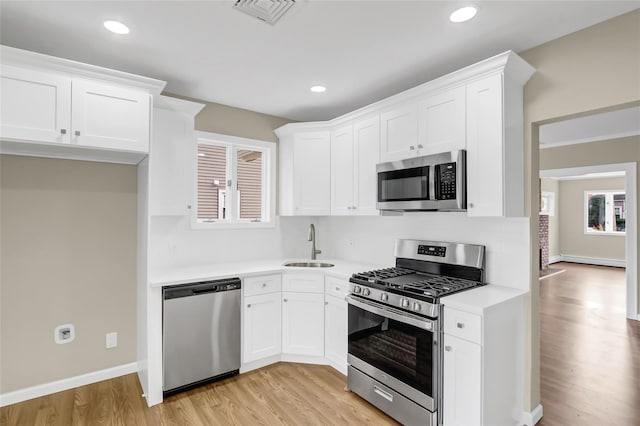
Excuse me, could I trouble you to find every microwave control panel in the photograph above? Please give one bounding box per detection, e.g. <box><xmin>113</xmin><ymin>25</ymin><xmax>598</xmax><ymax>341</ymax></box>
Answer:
<box><xmin>436</xmin><ymin>162</ymin><xmax>457</xmax><ymax>200</ymax></box>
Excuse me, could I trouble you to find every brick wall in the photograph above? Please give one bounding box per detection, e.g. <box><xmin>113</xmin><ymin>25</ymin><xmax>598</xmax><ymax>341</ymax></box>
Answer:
<box><xmin>539</xmin><ymin>215</ymin><xmax>549</xmax><ymax>270</ymax></box>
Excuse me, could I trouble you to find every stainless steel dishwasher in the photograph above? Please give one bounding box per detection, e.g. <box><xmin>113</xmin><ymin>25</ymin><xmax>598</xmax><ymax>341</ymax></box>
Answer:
<box><xmin>162</xmin><ymin>277</ymin><xmax>241</xmax><ymax>396</ymax></box>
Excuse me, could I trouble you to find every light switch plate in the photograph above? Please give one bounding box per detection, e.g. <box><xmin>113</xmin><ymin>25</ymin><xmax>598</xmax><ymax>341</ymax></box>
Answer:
<box><xmin>106</xmin><ymin>332</ymin><xmax>118</xmax><ymax>349</ymax></box>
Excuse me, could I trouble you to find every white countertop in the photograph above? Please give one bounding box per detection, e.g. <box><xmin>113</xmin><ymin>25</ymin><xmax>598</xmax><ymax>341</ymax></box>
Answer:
<box><xmin>150</xmin><ymin>258</ymin><xmax>382</xmax><ymax>287</ymax></box>
<box><xmin>440</xmin><ymin>284</ymin><xmax>528</xmax><ymax>315</ymax></box>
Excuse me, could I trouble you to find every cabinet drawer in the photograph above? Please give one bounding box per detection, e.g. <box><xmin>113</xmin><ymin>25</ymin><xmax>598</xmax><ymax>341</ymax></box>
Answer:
<box><xmin>244</xmin><ymin>274</ymin><xmax>282</xmax><ymax>297</ymax></box>
<box><xmin>325</xmin><ymin>276</ymin><xmax>350</xmax><ymax>299</ymax></box>
<box><xmin>282</xmin><ymin>273</ymin><xmax>324</xmax><ymax>293</ymax></box>
<box><xmin>444</xmin><ymin>307</ymin><xmax>482</xmax><ymax>344</ymax></box>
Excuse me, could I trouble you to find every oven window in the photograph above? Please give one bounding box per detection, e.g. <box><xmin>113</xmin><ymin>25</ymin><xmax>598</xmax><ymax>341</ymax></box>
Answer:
<box><xmin>348</xmin><ymin>303</ymin><xmax>433</xmax><ymax>397</ymax></box>
<box><xmin>378</xmin><ymin>166</ymin><xmax>429</xmax><ymax>202</ymax></box>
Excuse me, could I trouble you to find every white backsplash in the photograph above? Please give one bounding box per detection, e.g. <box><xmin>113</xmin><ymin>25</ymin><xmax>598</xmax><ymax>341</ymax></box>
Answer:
<box><xmin>317</xmin><ymin>213</ymin><xmax>531</xmax><ymax>290</ymax></box>
<box><xmin>149</xmin><ymin>216</ymin><xmax>316</xmax><ymax>269</ymax></box>
<box><xmin>150</xmin><ymin>213</ymin><xmax>530</xmax><ymax>291</ymax></box>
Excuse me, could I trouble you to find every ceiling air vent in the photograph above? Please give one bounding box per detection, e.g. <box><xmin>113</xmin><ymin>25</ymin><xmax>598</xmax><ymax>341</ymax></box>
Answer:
<box><xmin>233</xmin><ymin>0</ymin><xmax>296</xmax><ymax>25</ymax></box>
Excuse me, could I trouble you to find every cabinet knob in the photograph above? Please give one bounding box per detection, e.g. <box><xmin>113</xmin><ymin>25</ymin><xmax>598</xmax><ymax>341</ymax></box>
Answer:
<box><xmin>352</xmin><ymin>206</ymin><xmax>357</xmax><ymax>210</ymax></box>
<box><xmin>469</xmin><ymin>203</ymin><xmax>474</xmax><ymax>208</ymax></box>
<box><xmin>325</xmin><ymin>301</ymin><xmax>328</xmax><ymax>306</ymax></box>
<box><xmin>262</xmin><ymin>283</ymin><xmax>267</xmax><ymax>287</ymax></box>
<box><xmin>445</xmin><ymin>346</ymin><xmax>452</xmax><ymax>352</ymax></box>
<box><xmin>335</xmin><ymin>286</ymin><xmax>340</xmax><ymax>291</ymax></box>
<box><xmin>74</xmin><ymin>130</ymin><xmax>81</xmax><ymax>136</ymax></box>
<box><xmin>247</xmin><ymin>304</ymin><xmax>251</xmax><ymax>308</ymax></box>
<box><xmin>456</xmin><ymin>322</ymin><xmax>465</xmax><ymax>329</ymax></box>
<box><xmin>187</xmin><ymin>205</ymin><xmax>192</xmax><ymax>210</ymax></box>
<box><xmin>409</xmin><ymin>145</ymin><xmax>416</xmax><ymax>150</ymax></box>
<box><xmin>347</xmin><ymin>206</ymin><xmax>352</xmax><ymax>210</ymax></box>
<box><xmin>60</xmin><ymin>129</ymin><xmax>67</xmax><ymax>135</ymax></box>
<box><xmin>418</xmin><ymin>144</ymin><xmax>423</xmax><ymax>149</ymax></box>
<box><xmin>283</xmin><ymin>298</ymin><xmax>288</xmax><ymax>303</ymax></box>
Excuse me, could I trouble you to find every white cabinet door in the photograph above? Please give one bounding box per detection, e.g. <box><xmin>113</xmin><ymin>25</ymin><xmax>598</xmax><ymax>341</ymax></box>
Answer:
<box><xmin>0</xmin><ymin>65</ymin><xmax>71</xmax><ymax>144</ymax></box>
<box><xmin>380</xmin><ymin>103</ymin><xmax>418</xmax><ymax>162</ymax></box>
<box><xmin>330</xmin><ymin>125</ymin><xmax>354</xmax><ymax>215</ymax></box>
<box><xmin>443</xmin><ymin>334</ymin><xmax>482</xmax><ymax>426</ymax></box>
<box><xmin>417</xmin><ymin>86</ymin><xmax>466</xmax><ymax>155</ymax></box>
<box><xmin>324</xmin><ymin>294</ymin><xmax>347</xmax><ymax>373</ymax></box>
<box><xmin>72</xmin><ymin>79</ymin><xmax>150</xmax><ymax>153</ymax></box>
<box><xmin>292</xmin><ymin>132</ymin><xmax>331</xmax><ymax>215</ymax></box>
<box><xmin>243</xmin><ymin>292</ymin><xmax>282</xmax><ymax>364</ymax></box>
<box><xmin>149</xmin><ymin>107</ymin><xmax>193</xmax><ymax>216</ymax></box>
<box><xmin>282</xmin><ymin>292</ymin><xmax>324</xmax><ymax>356</ymax></box>
<box><xmin>353</xmin><ymin>116</ymin><xmax>380</xmax><ymax>215</ymax></box>
<box><xmin>466</xmin><ymin>73</ymin><xmax>504</xmax><ymax>217</ymax></box>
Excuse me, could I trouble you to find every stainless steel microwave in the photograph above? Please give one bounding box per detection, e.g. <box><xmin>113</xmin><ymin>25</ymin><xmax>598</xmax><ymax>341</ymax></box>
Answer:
<box><xmin>376</xmin><ymin>150</ymin><xmax>466</xmax><ymax>211</ymax></box>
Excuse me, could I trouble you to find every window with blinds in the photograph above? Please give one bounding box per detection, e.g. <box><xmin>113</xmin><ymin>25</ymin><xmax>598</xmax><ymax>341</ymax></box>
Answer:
<box><xmin>195</xmin><ymin>133</ymin><xmax>273</xmax><ymax>227</ymax></box>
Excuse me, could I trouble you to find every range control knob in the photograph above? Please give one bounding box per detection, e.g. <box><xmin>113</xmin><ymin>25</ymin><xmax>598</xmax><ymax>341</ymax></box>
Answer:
<box><xmin>380</xmin><ymin>293</ymin><xmax>389</xmax><ymax>302</ymax></box>
<box><xmin>413</xmin><ymin>302</ymin><xmax>421</xmax><ymax>312</ymax></box>
<box><xmin>353</xmin><ymin>285</ymin><xmax>362</xmax><ymax>294</ymax></box>
<box><xmin>362</xmin><ymin>288</ymin><xmax>371</xmax><ymax>296</ymax></box>
<box><xmin>401</xmin><ymin>298</ymin><xmax>410</xmax><ymax>308</ymax></box>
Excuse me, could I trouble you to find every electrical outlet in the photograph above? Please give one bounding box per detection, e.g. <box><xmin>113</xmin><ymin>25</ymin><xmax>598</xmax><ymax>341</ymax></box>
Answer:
<box><xmin>106</xmin><ymin>332</ymin><xmax>118</xmax><ymax>349</ymax></box>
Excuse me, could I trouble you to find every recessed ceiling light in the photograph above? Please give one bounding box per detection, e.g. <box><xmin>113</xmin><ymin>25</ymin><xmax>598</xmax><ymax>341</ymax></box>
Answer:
<box><xmin>104</xmin><ymin>20</ymin><xmax>130</xmax><ymax>35</ymax></box>
<box><xmin>450</xmin><ymin>6</ymin><xmax>477</xmax><ymax>23</ymax></box>
<box><xmin>310</xmin><ymin>85</ymin><xmax>327</xmax><ymax>93</ymax></box>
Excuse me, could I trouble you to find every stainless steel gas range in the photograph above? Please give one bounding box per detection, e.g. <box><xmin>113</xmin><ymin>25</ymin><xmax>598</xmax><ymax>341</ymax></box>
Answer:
<box><xmin>346</xmin><ymin>239</ymin><xmax>486</xmax><ymax>426</ymax></box>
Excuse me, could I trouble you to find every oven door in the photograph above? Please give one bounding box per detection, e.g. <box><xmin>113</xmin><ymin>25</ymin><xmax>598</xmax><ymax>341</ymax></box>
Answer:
<box><xmin>347</xmin><ymin>295</ymin><xmax>439</xmax><ymax>411</ymax></box>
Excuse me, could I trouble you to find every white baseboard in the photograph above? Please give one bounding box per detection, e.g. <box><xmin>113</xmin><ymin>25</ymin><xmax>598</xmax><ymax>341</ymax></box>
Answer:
<box><xmin>522</xmin><ymin>404</ymin><xmax>544</xmax><ymax>426</ymax></box>
<box><xmin>548</xmin><ymin>255</ymin><xmax>562</xmax><ymax>264</ymax></box>
<box><xmin>0</xmin><ymin>362</ymin><xmax>137</xmax><ymax>407</ymax></box>
<box><xmin>557</xmin><ymin>255</ymin><xmax>625</xmax><ymax>268</ymax></box>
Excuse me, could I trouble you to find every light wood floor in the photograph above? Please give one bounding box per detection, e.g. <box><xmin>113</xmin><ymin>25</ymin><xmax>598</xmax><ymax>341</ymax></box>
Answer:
<box><xmin>1</xmin><ymin>362</ymin><xmax>399</xmax><ymax>426</ymax></box>
<box><xmin>538</xmin><ymin>262</ymin><xmax>640</xmax><ymax>426</ymax></box>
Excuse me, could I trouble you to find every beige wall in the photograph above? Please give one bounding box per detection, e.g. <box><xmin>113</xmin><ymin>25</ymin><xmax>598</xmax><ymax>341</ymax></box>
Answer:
<box><xmin>558</xmin><ymin>177</ymin><xmax>626</xmax><ymax>260</ymax></box>
<box><xmin>540</xmin><ymin>178</ymin><xmax>560</xmax><ymax>258</ymax></box>
<box><xmin>165</xmin><ymin>93</ymin><xmax>293</xmax><ymax>142</ymax></box>
<box><xmin>0</xmin><ymin>155</ymin><xmax>137</xmax><ymax>393</ymax></box>
<box><xmin>520</xmin><ymin>9</ymin><xmax>640</xmax><ymax>412</ymax></box>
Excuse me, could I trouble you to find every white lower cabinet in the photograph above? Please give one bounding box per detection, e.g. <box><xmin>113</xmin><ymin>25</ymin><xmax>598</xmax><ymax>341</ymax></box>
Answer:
<box><xmin>282</xmin><ymin>291</ymin><xmax>325</xmax><ymax>356</ymax></box>
<box><xmin>442</xmin><ymin>295</ymin><xmax>524</xmax><ymax>426</ymax></box>
<box><xmin>243</xmin><ymin>275</ymin><xmax>282</xmax><ymax>364</ymax></box>
<box><xmin>443</xmin><ymin>334</ymin><xmax>482</xmax><ymax>426</ymax></box>
<box><xmin>324</xmin><ymin>277</ymin><xmax>349</xmax><ymax>373</ymax></box>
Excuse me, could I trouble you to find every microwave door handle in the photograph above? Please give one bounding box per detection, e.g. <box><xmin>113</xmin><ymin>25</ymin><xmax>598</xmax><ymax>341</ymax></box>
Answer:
<box><xmin>429</xmin><ymin>165</ymin><xmax>436</xmax><ymax>200</ymax></box>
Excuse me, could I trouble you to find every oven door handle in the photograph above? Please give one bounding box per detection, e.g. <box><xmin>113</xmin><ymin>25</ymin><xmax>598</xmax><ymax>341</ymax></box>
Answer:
<box><xmin>346</xmin><ymin>295</ymin><xmax>435</xmax><ymax>331</ymax></box>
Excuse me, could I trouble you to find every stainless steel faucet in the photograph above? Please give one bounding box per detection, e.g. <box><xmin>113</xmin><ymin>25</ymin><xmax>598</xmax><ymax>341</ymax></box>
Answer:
<box><xmin>308</xmin><ymin>223</ymin><xmax>321</xmax><ymax>260</ymax></box>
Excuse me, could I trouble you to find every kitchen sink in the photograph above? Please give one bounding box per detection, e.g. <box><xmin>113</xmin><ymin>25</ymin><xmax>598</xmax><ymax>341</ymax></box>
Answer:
<box><xmin>283</xmin><ymin>261</ymin><xmax>335</xmax><ymax>268</ymax></box>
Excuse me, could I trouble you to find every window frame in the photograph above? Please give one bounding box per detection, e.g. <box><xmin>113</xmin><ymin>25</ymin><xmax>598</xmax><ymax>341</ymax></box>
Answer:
<box><xmin>192</xmin><ymin>131</ymin><xmax>276</xmax><ymax>230</ymax></box>
<box><xmin>584</xmin><ymin>189</ymin><xmax>626</xmax><ymax>236</ymax></box>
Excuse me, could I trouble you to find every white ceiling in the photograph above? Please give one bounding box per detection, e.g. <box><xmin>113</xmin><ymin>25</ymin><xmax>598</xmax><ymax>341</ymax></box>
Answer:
<box><xmin>1</xmin><ymin>1</ymin><xmax>638</xmax><ymax>121</ymax></box>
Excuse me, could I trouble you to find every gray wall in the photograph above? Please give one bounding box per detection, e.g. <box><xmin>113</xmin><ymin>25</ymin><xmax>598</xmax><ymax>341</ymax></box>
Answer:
<box><xmin>1</xmin><ymin>155</ymin><xmax>137</xmax><ymax>393</ymax></box>
<box><xmin>520</xmin><ymin>9</ymin><xmax>640</xmax><ymax>410</ymax></box>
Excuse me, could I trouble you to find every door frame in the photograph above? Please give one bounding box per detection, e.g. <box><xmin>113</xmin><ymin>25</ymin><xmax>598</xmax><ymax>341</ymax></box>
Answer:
<box><xmin>540</xmin><ymin>162</ymin><xmax>637</xmax><ymax>320</ymax></box>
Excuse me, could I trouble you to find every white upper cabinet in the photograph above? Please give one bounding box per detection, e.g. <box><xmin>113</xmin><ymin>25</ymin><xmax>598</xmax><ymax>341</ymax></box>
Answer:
<box><xmin>379</xmin><ymin>103</ymin><xmax>418</xmax><ymax>162</ymax></box>
<box><xmin>278</xmin><ymin>129</ymin><xmax>331</xmax><ymax>216</ymax></box>
<box><xmin>0</xmin><ymin>46</ymin><xmax>165</xmax><ymax>164</ymax></box>
<box><xmin>331</xmin><ymin>117</ymin><xmax>380</xmax><ymax>216</ymax></box>
<box><xmin>1</xmin><ymin>65</ymin><xmax>72</xmax><ymax>144</ymax></box>
<box><xmin>417</xmin><ymin>86</ymin><xmax>466</xmax><ymax>155</ymax></box>
<box><xmin>149</xmin><ymin>97</ymin><xmax>204</xmax><ymax>216</ymax></box>
<box><xmin>275</xmin><ymin>51</ymin><xmax>534</xmax><ymax>218</ymax></box>
<box><xmin>71</xmin><ymin>79</ymin><xmax>151</xmax><ymax>153</ymax></box>
<box><xmin>353</xmin><ymin>116</ymin><xmax>380</xmax><ymax>215</ymax></box>
<box><xmin>331</xmin><ymin>125</ymin><xmax>355</xmax><ymax>215</ymax></box>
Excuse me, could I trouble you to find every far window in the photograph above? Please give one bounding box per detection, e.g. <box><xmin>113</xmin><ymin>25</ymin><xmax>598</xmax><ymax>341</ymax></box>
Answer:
<box><xmin>584</xmin><ymin>190</ymin><xmax>626</xmax><ymax>235</ymax></box>
<box><xmin>194</xmin><ymin>132</ymin><xmax>275</xmax><ymax>228</ymax></box>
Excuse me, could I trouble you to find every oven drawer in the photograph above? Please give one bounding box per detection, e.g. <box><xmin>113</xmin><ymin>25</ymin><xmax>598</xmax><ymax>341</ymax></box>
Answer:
<box><xmin>348</xmin><ymin>366</ymin><xmax>435</xmax><ymax>426</ymax></box>
<box><xmin>325</xmin><ymin>276</ymin><xmax>349</xmax><ymax>299</ymax></box>
<box><xmin>444</xmin><ymin>307</ymin><xmax>482</xmax><ymax>344</ymax></box>
<box><xmin>244</xmin><ymin>274</ymin><xmax>282</xmax><ymax>297</ymax></box>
